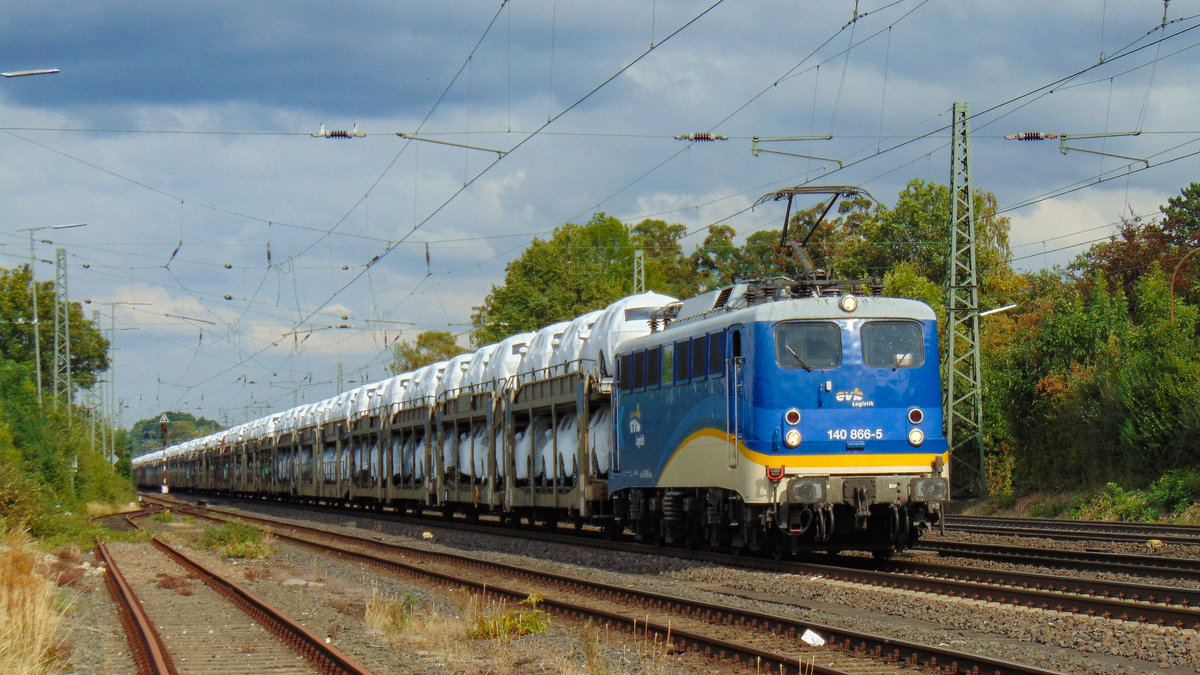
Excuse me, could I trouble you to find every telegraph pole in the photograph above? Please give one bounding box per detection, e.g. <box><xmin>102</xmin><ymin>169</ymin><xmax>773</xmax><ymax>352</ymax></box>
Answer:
<box><xmin>946</xmin><ymin>101</ymin><xmax>986</xmax><ymax>498</ymax></box>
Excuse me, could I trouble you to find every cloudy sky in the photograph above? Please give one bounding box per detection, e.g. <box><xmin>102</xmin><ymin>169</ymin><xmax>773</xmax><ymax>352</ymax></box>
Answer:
<box><xmin>2</xmin><ymin>1</ymin><xmax>1198</xmax><ymax>426</ymax></box>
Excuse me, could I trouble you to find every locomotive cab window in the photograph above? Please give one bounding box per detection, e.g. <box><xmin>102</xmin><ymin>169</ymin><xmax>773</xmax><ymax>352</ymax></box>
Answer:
<box><xmin>775</xmin><ymin>322</ymin><xmax>841</xmax><ymax>370</ymax></box>
<box><xmin>862</xmin><ymin>321</ymin><xmax>924</xmax><ymax>368</ymax></box>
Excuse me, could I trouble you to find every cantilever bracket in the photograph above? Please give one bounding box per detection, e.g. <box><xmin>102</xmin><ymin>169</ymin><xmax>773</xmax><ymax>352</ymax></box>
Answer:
<box><xmin>1059</xmin><ymin>131</ymin><xmax>1148</xmax><ymax>168</ymax></box>
<box><xmin>751</xmin><ymin>135</ymin><xmax>843</xmax><ymax>168</ymax></box>
<box><xmin>395</xmin><ymin>132</ymin><xmax>507</xmax><ymax>157</ymax></box>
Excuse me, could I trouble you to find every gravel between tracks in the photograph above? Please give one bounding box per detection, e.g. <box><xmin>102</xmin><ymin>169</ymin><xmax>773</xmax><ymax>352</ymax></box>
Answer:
<box><xmin>67</xmin><ymin>501</ymin><xmax>1200</xmax><ymax>674</ymax></box>
<box><xmin>228</xmin><ymin>501</ymin><xmax>1199</xmax><ymax>674</ymax></box>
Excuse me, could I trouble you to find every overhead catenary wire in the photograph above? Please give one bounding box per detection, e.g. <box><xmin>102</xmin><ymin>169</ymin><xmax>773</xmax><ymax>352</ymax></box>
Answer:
<box><xmin>163</xmin><ymin>1</ymin><xmax>729</xmax><ymax>411</ymax></box>
<box><xmin>11</xmin><ymin>4</ymin><xmax>1200</xmax><ymax>423</ymax></box>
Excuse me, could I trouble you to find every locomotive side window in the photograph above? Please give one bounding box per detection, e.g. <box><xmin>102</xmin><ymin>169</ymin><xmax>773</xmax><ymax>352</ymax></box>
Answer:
<box><xmin>618</xmin><ymin>353</ymin><xmax>632</xmax><ymax>392</ymax></box>
<box><xmin>708</xmin><ymin>331</ymin><xmax>726</xmax><ymax>377</ymax></box>
<box><xmin>647</xmin><ymin>346</ymin><xmax>662</xmax><ymax>388</ymax></box>
<box><xmin>662</xmin><ymin>343</ymin><xmax>675</xmax><ymax>386</ymax></box>
<box><xmin>691</xmin><ymin>335</ymin><xmax>708</xmax><ymax>379</ymax></box>
<box><xmin>862</xmin><ymin>321</ymin><xmax>924</xmax><ymax>368</ymax></box>
<box><xmin>632</xmin><ymin>350</ymin><xmax>647</xmax><ymax>390</ymax></box>
<box><xmin>775</xmin><ymin>322</ymin><xmax>841</xmax><ymax>370</ymax></box>
<box><xmin>675</xmin><ymin>339</ymin><xmax>692</xmax><ymax>381</ymax></box>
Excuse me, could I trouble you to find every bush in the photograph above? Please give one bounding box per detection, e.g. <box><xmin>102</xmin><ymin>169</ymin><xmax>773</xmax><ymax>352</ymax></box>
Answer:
<box><xmin>1145</xmin><ymin>468</ymin><xmax>1200</xmax><ymax>513</ymax></box>
<box><xmin>1072</xmin><ymin>482</ymin><xmax>1157</xmax><ymax>522</ymax></box>
<box><xmin>466</xmin><ymin>594</ymin><xmax>549</xmax><ymax>641</ymax></box>
<box><xmin>197</xmin><ymin>519</ymin><xmax>273</xmax><ymax>559</ymax></box>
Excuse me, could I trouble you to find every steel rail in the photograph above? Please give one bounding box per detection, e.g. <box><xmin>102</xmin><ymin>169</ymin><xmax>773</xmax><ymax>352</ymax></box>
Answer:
<box><xmin>153</xmin><ymin>495</ymin><xmax>1061</xmax><ymax>675</ymax></box>
<box><xmin>96</xmin><ymin>539</ymin><xmax>178</xmax><ymax>675</ymax></box>
<box><xmin>147</xmin><ymin>537</ymin><xmax>370</xmax><ymax>675</ymax></box>
<box><xmin>266</xmin><ymin>507</ymin><xmax>1200</xmax><ymax>629</ymax></box>
<box><xmin>119</xmin><ymin>509</ymin><xmax>373</xmax><ymax>675</ymax></box>
<box><xmin>944</xmin><ymin>516</ymin><xmax>1200</xmax><ymax>547</ymax></box>
<box><xmin>918</xmin><ymin>539</ymin><xmax>1200</xmax><ymax>582</ymax></box>
<box><xmin>946</xmin><ymin>515</ymin><xmax>1200</xmax><ymax>538</ymax></box>
<box><xmin>144</xmin><ymin>493</ymin><xmax>1200</xmax><ymax>628</ymax></box>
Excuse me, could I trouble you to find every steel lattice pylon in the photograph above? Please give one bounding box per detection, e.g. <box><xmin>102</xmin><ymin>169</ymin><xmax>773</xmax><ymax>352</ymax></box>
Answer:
<box><xmin>53</xmin><ymin>247</ymin><xmax>72</xmax><ymax>417</ymax></box>
<box><xmin>633</xmin><ymin>248</ymin><xmax>645</xmax><ymax>294</ymax></box>
<box><xmin>946</xmin><ymin>102</ymin><xmax>986</xmax><ymax>498</ymax></box>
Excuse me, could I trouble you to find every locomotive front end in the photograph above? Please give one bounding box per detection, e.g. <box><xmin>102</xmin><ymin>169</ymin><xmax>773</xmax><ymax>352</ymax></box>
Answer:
<box><xmin>753</xmin><ymin>295</ymin><xmax>948</xmax><ymax>554</ymax></box>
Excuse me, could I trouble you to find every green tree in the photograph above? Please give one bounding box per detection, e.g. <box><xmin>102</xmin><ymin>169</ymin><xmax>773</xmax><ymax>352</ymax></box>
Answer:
<box><xmin>631</xmin><ymin>219</ymin><xmax>699</xmax><ymax>298</ymax></box>
<box><xmin>391</xmin><ymin>330</ymin><xmax>467</xmax><ymax>374</ymax></box>
<box><xmin>822</xmin><ymin>179</ymin><xmax>1013</xmax><ymax>298</ymax></box>
<box><xmin>0</xmin><ymin>265</ymin><xmax>110</xmax><ymax>390</ymax></box>
<box><xmin>688</xmin><ymin>224</ymin><xmax>739</xmax><ymax>291</ymax></box>
<box><xmin>1161</xmin><ymin>181</ymin><xmax>1200</xmax><ymax>246</ymax></box>
<box><xmin>1070</xmin><ymin>184</ymin><xmax>1200</xmax><ymax>312</ymax></box>
<box><xmin>471</xmin><ymin>213</ymin><xmax>695</xmax><ymax>345</ymax></box>
<box><xmin>0</xmin><ymin>356</ymin><xmax>133</xmax><ymax>538</ymax></box>
<box><xmin>989</xmin><ymin>264</ymin><xmax>1200</xmax><ymax>492</ymax></box>
<box><xmin>129</xmin><ymin>411</ymin><xmax>225</xmax><ymax>457</ymax></box>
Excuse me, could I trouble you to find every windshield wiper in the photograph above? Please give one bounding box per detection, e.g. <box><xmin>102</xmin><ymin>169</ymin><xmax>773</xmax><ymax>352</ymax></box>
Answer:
<box><xmin>786</xmin><ymin>345</ymin><xmax>812</xmax><ymax>372</ymax></box>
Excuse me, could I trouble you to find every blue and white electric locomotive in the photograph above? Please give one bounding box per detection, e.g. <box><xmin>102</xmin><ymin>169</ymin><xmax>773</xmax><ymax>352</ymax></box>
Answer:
<box><xmin>610</xmin><ymin>187</ymin><xmax>949</xmax><ymax>556</ymax></box>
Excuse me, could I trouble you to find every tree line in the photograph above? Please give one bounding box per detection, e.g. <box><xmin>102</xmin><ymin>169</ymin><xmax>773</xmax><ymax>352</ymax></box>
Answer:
<box><xmin>445</xmin><ymin>178</ymin><xmax>1200</xmax><ymax>498</ymax></box>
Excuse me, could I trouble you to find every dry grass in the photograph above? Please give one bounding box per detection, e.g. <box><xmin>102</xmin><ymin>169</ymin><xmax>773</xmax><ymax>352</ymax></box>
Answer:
<box><xmin>0</xmin><ymin>529</ymin><xmax>68</xmax><ymax>674</ymax></box>
<box><xmin>242</xmin><ymin>567</ymin><xmax>273</xmax><ymax>583</ymax></box>
<box><xmin>363</xmin><ymin>588</ymin><xmax>419</xmax><ymax>639</ymax></box>
<box><xmin>1174</xmin><ymin>502</ymin><xmax>1200</xmax><ymax>526</ymax></box>
<box><xmin>154</xmin><ymin>572</ymin><xmax>195</xmax><ymax>596</ymax></box>
<box><xmin>362</xmin><ymin>588</ymin><xmax>693</xmax><ymax>674</ymax></box>
<box><xmin>84</xmin><ymin>502</ymin><xmax>133</xmax><ymax>518</ymax></box>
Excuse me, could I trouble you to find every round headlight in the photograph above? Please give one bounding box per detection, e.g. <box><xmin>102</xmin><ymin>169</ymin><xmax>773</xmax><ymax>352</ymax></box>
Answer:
<box><xmin>908</xmin><ymin>407</ymin><xmax>924</xmax><ymax>424</ymax></box>
<box><xmin>784</xmin><ymin>408</ymin><xmax>801</xmax><ymax>426</ymax></box>
<box><xmin>907</xmin><ymin>428</ymin><xmax>925</xmax><ymax>447</ymax></box>
<box><xmin>784</xmin><ymin>429</ymin><xmax>802</xmax><ymax>448</ymax></box>
<box><xmin>839</xmin><ymin>295</ymin><xmax>858</xmax><ymax>312</ymax></box>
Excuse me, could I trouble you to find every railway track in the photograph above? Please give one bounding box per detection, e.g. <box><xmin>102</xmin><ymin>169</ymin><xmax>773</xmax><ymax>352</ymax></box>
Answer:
<box><xmin>158</xmin><ymin>493</ymin><xmax>1200</xmax><ymax>627</ymax></box>
<box><xmin>144</xmin><ymin>493</ymin><xmax>1070</xmax><ymax>674</ymax></box>
<box><xmin>102</xmin><ymin>509</ymin><xmax>371</xmax><ymax>675</ymax></box>
<box><xmin>918</xmin><ymin>538</ymin><xmax>1200</xmax><ymax>582</ymax></box>
<box><xmin>944</xmin><ymin>515</ymin><xmax>1200</xmax><ymax>547</ymax></box>
<box><xmin>96</xmin><ymin>539</ymin><xmax>176</xmax><ymax>675</ymax></box>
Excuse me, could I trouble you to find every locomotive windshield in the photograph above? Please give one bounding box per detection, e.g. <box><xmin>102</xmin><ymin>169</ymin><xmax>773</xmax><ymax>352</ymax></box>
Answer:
<box><xmin>862</xmin><ymin>321</ymin><xmax>924</xmax><ymax>368</ymax></box>
<box><xmin>775</xmin><ymin>322</ymin><xmax>841</xmax><ymax>370</ymax></box>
